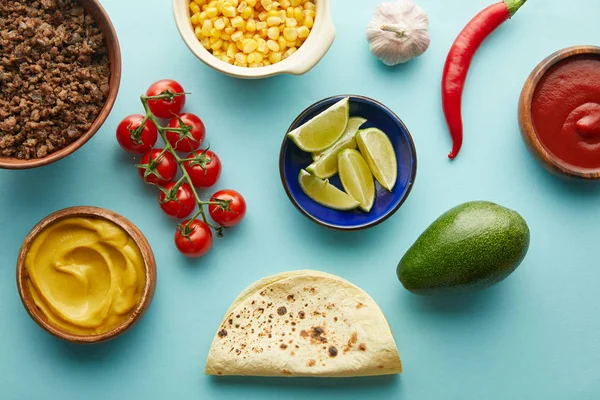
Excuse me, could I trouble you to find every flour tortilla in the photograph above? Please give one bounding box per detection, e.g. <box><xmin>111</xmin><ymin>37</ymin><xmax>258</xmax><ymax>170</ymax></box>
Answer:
<box><xmin>205</xmin><ymin>270</ymin><xmax>402</xmax><ymax>377</ymax></box>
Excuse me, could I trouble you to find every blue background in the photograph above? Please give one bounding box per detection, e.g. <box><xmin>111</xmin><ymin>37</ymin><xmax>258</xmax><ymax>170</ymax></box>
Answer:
<box><xmin>1</xmin><ymin>0</ymin><xmax>599</xmax><ymax>398</ymax></box>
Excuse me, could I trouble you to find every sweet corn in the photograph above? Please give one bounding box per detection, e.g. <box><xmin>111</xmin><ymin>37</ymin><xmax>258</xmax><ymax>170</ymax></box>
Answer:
<box><xmin>283</xmin><ymin>27</ymin><xmax>297</xmax><ymax>41</ymax></box>
<box><xmin>297</xmin><ymin>25</ymin><xmax>309</xmax><ymax>38</ymax></box>
<box><xmin>267</xmin><ymin>26</ymin><xmax>280</xmax><ymax>39</ymax></box>
<box><xmin>242</xmin><ymin>38</ymin><xmax>258</xmax><ymax>53</ymax></box>
<box><xmin>266</xmin><ymin>39</ymin><xmax>280</xmax><ymax>52</ymax></box>
<box><xmin>189</xmin><ymin>0</ymin><xmax>314</xmax><ymax>67</ymax></box>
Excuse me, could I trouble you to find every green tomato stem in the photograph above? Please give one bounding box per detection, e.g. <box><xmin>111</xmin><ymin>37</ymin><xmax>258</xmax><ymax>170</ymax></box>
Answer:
<box><xmin>140</xmin><ymin>94</ymin><xmax>222</xmax><ymax>233</ymax></box>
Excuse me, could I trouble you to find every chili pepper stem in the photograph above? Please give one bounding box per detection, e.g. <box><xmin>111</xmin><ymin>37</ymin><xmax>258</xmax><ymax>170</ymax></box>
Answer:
<box><xmin>504</xmin><ymin>0</ymin><xmax>527</xmax><ymax>17</ymax></box>
<box><xmin>139</xmin><ymin>93</ymin><xmax>223</xmax><ymax>234</ymax></box>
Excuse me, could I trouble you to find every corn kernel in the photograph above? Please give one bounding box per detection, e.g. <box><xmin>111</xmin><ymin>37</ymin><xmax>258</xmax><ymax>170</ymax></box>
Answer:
<box><xmin>261</xmin><ymin>0</ymin><xmax>272</xmax><ymax>9</ymax></box>
<box><xmin>228</xmin><ymin>0</ymin><xmax>239</xmax><ymax>6</ymax></box>
<box><xmin>290</xmin><ymin>0</ymin><xmax>300</xmax><ymax>6</ymax></box>
<box><xmin>256</xmin><ymin>21</ymin><xmax>267</xmax><ymax>30</ymax></box>
<box><xmin>266</xmin><ymin>16</ymin><xmax>281</xmax><ymax>26</ymax></box>
<box><xmin>286</xmin><ymin>7</ymin><xmax>294</xmax><ymax>17</ymax></box>
<box><xmin>240</xmin><ymin>7</ymin><xmax>252</xmax><ymax>19</ymax></box>
<box><xmin>211</xmin><ymin>39</ymin><xmax>223</xmax><ymax>50</ymax></box>
<box><xmin>247</xmin><ymin>0</ymin><xmax>256</xmax><ymax>6</ymax></box>
<box><xmin>249</xmin><ymin>63</ymin><xmax>259</xmax><ymax>68</ymax></box>
<box><xmin>242</xmin><ymin>38</ymin><xmax>258</xmax><ymax>53</ymax></box>
<box><xmin>278</xmin><ymin>10</ymin><xmax>286</xmax><ymax>20</ymax></box>
<box><xmin>190</xmin><ymin>2</ymin><xmax>201</xmax><ymax>13</ymax></box>
<box><xmin>262</xmin><ymin>59</ymin><xmax>271</xmax><ymax>66</ymax></box>
<box><xmin>283</xmin><ymin>27</ymin><xmax>297</xmax><ymax>41</ymax></box>
<box><xmin>214</xmin><ymin>18</ymin><xmax>226</xmax><ymax>30</ymax></box>
<box><xmin>304</xmin><ymin>1</ymin><xmax>315</xmax><ymax>11</ymax></box>
<box><xmin>281</xmin><ymin>0</ymin><xmax>291</xmax><ymax>8</ymax></box>
<box><xmin>268</xmin><ymin>51</ymin><xmax>282</xmax><ymax>63</ymax></box>
<box><xmin>224</xmin><ymin>26</ymin><xmax>235</xmax><ymax>34</ymax></box>
<box><xmin>237</xmin><ymin>1</ymin><xmax>247</xmax><ymax>11</ymax></box>
<box><xmin>235</xmin><ymin>52</ymin><xmax>248</xmax><ymax>63</ymax></box>
<box><xmin>252</xmin><ymin>52</ymin><xmax>264</xmax><ymax>62</ymax></box>
<box><xmin>285</xmin><ymin>18</ymin><xmax>297</xmax><ymax>28</ymax></box>
<box><xmin>222</xmin><ymin>4</ymin><xmax>237</xmax><ymax>17</ymax></box>
<box><xmin>266</xmin><ymin>39</ymin><xmax>279</xmax><ymax>51</ymax></box>
<box><xmin>231</xmin><ymin>15</ymin><xmax>244</xmax><ymax>28</ymax></box>
<box><xmin>236</xmin><ymin>40</ymin><xmax>244</xmax><ymax>51</ymax></box>
<box><xmin>234</xmin><ymin>61</ymin><xmax>248</xmax><ymax>67</ymax></box>
<box><xmin>245</xmin><ymin>18</ymin><xmax>256</xmax><ymax>31</ymax></box>
<box><xmin>293</xmin><ymin>7</ymin><xmax>303</xmax><ymax>21</ymax></box>
<box><xmin>194</xmin><ymin>26</ymin><xmax>203</xmax><ymax>38</ymax></box>
<box><xmin>257</xmin><ymin>38</ymin><xmax>267</xmax><ymax>52</ymax></box>
<box><xmin>303</xmin><ymin>15</ymin><xmax>313</xmax><ymax>28</ymax></box>
<box><xmin>231</xmin><ymin>30</ymin><xmax>244</xmax><ymax>41</ymax></box>
<box><xmin>266</xmin><ymin>9</ymin><xmax>279</xmax><ymax>18</ymax></box>
<box><xmin>201</xmin><ymin>20</ymin><xmax>213</xmax><ymax>36</ymax></box>
<box><xmin>258</xmin><ymin>11</ymin><xmax>267</xmax><ymax>21</ymax></box>
<box><xmin>221</xmin><ymin>33</ymin><xmax>231</xmax><ymax>41</ymax></box>
<box><xmin>201</xmin><ymin>37</ymin><xmax>211</xmax><ymax>48</ymax></box>
<box><xmin>206</xmin><ymin>7</ymin><xmax>218</xmax><ymax>17</ymax></box>
<box><xmin>213</xmin><ymin>49</ymin><xmax>222</xmax><ymax>56</ymax></box>
<box><xmin>227</xmin><ymin>43</ymin><xmax>237</xmax><ymax>57</ymax></box>
<box><xmin>190</xmin><ymin>13</ymin><xmax>201</xmax><ymax>24</ymax></box>
<box><xmin>210</xmin><ymin>28</ymin><xmax>222</xmax><ymax>38</ymax></box>
<box><xmin>283</xmin><ymin>46</ymin><xmax>296</xmax><ymax>59</ymax></box>
<box><xmin>297</xmin><ymin>25</ymin><xmax>309</xmax><ymax>38</ymax></box>
<box><xmin>194</xmin><ymin>0</ymin><xmax>207</xmax><ymax>5</ymax></box>
<box><xmin>267</xmin><ymin>26</ymin><xmax>280</xmax><ymax>39</ymax></box>
<box><xmin>277</xmin><ymin>36</ymin><xmax>287</xmax><ymax>49</ymax></box>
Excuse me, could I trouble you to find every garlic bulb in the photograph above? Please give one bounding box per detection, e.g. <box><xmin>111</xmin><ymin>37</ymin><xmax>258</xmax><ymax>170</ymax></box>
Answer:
<box><xmin>367</xmin><ymin>0</ymin><xmax>430</xmax><ymax>66</ymax></box>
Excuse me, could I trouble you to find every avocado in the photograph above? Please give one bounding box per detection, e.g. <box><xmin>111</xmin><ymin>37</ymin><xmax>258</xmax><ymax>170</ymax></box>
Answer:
<box><xmin>397</xmin><ymin>201</ymin><xmax>530</xmax><ymax>295</ymax></box>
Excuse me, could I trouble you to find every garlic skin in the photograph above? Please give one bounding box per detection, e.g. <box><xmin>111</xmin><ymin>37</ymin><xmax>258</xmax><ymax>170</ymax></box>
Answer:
<box><xmin>367</xmin><ymin>0</ymin><xmax>430</xmax><ymax>66</ymax></box>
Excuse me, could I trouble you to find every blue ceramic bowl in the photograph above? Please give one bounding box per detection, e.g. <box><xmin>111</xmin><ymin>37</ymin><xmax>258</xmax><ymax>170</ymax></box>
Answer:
<box><xmin>279</xmin><ymin>95</ymin><xmax>417</xmax><ymax>230</ymax></box>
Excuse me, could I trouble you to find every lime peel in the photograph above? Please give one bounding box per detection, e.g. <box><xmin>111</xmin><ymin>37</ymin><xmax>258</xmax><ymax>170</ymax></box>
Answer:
<box><xmin>338</xmin><ymin>149</ymin><xmax>375</xmax><ymax>212</ymax></box>
<box><xmin>356</xmin><ymin>128</ymin><xmax>398</xmax><ymax>192</ymax></box>
<box><xmin>298</xmin><ymin>169</ymin><xmax>359</xmax><ymax>211</ymax></box>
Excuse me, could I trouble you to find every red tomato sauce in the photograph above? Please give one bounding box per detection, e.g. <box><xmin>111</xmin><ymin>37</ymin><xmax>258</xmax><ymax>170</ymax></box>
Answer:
<box><xmin>531</xmin><ymin>57</ymin><xmax>600</xmax><ymax>169</ymax></box>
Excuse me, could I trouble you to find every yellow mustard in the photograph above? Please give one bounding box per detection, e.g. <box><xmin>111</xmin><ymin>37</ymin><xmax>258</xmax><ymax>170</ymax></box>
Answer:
<box><xmin>25</xmin><ymin>217</ymin><xmax>145</xmax><ymax>335</ymax></box>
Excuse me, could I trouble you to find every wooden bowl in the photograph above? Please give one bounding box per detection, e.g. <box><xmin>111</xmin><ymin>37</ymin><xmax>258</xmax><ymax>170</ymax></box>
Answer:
<box><xmin>16</xmin><ymin>207</ymin><xmax>156</xmax><ymax>344</ymax></box>
<box><xmin>518</xmin><ymin>45</ymin><xmax>600</xmax><ymax>179</ymax></box>
<box><xmin>0</xmin><ymin>0</ymin><xmax>122</xmax><ymax>170</ymax></box>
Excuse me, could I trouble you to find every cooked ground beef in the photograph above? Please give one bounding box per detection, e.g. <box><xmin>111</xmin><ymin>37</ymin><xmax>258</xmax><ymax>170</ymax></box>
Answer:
<box><xmin>0</xmin><ymin>0</ymin><xmax>110</xmax><ymax>159</ymax></box>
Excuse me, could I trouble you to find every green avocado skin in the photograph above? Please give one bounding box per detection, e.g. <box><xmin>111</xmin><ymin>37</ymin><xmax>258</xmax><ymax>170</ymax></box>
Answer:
<box><xmin>397</xmin><ymin>201</ymin><xmax>530</xmax><ymax>295</ymax></box>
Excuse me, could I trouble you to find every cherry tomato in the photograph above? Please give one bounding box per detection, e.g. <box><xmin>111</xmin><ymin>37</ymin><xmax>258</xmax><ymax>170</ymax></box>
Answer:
<box><xmin>158</xmin><ymin>182</ymin><xmax>196</xmax><ymax>219</ymax></box>
<box><xmin>137</xmin><ymin>149</ymin><xmax>177</xmax><ymax>186</ymax></box>
<box><xmin>209</xmin><ymin>189</ymin><xmax>246</xmax><ymax>227</ymax></box>
<box><xmin>165</xmin><ymin>113</ymin><xmax>206</xmax><ymax>153</ymax></box>
<box><xmin>146</xmin><ymin>79</ymin><xmax>186</xmax><ymax>119</ymax></box>
<box><xmin>183</xmin><ymin>149</ymin><xmax>222</xmax><ymax>188</ymax></box>
<box><xmin>175</xmin><ymin>219</ymin><xmax>213</xmax><ymax>257</ymax></box>
<box><xmin>116</xmin><ymin>114</ymin><xmax>158</xmax><ymax>154</ymax></box>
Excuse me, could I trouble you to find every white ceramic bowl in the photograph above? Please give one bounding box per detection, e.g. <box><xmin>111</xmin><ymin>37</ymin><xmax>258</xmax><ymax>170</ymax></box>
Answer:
<box><xmin>173</xmin><ymin>0</ymin><xmax>335</xmax><ymax>79</ymax></box>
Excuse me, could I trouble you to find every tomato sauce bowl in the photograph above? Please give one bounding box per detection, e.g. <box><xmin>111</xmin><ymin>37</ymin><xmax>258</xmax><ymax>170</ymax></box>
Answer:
<box><xmin>519</xmin><ymin>46</ymin><xmax>600</xmax><ymax>180</ymax></box>
<box><xmin>279</xmin><ymin>95</ymin><xmax>417</xmax><ymax>231</ymax></box>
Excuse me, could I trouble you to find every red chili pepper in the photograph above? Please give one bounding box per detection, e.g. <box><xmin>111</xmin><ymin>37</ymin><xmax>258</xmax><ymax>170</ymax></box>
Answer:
<box><xmin>442</xmin><ymin>0</ymin><xmax>527</xmax><ymax>159</ymax></box>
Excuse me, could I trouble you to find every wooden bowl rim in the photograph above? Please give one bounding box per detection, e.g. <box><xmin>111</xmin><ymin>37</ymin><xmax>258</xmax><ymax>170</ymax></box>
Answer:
<box><xmin>518</xmin><ymin>45</ymin><xmax>600</xmax><ymax>179</ymax></box>
<box><xmin>16</xmin><ymin>206</ymin><xmax>157</xmax><ymax>344</ymax></box>
<box><xmin>0</xmin><ymin>0</ymin><xmax>122</xmax><ymax>170</ymax></box>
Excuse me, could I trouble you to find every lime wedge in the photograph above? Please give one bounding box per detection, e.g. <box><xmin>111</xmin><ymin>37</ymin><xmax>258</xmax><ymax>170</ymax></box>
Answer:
<box><xmin>338</xmin><ymin>149</ymin><xmax>375</xmax><ymax>212</ymax></box>
<box><xmin>306</xmin><ymin>117</ymin><xmax>368</xmax><ymax>178</ymax></box>
<box><xmin>298</xmin><ymin>169</ymin><xmax>359</xmax><ymax>211</ymax></box>
<box><xmin>356</xmin><ymin>128</ymin><xmax>397</xmax><ymax>192</ymax></box>
<box><xmin>287</xmin><ymin>98</ymin><xmax>350</xmax><ymax>152</ymax></box>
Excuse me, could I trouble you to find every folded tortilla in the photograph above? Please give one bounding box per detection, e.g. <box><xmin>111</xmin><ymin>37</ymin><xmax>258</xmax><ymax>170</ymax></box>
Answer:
<box><xmin>205</xmin><ymin>270</ymin><xmax>402</xmax><ymax>377</ymax></box>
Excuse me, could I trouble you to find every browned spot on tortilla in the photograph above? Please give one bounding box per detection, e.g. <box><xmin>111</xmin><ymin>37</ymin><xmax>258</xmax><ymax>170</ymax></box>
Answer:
<box><xmin>304</xmin><ymin>303</ymin><xmax>308</xmax><ymax>307</ymax></box>
<box><xmin>289</xmin><ymin>339</ymin><xmax>293</xmax><ymax>344</ymax></box>
<box><xmin>251</xmin><ymin>300</ymin><xmax>255</xmax><ymax>305</ymax></box>
<box><xmin>218</xmin><ymin>329</ymin><xmax>227</xmax><ymax>338</ymax></box>
<box><xmin>308</xmin><ymin>359</ymin><xmax>316</xmax><ymax>367</ymax></box>
<box><xmin>277</xmin><ymin>306</ymin><xmax>287</xmax><ymax>316</ymax></box>
<box><xmin>295</xmin><ymin>345</ymin><xmax>299</xmax><ymax>349</ymax></box>
<box><xmin>235</xmin><ymin>324</ymin><xmax>240</xmax><ymax>328</ymax></box>
<box><xmin>268</xmin><ymin>334</ymin><xmax>272</xmax><ymax>338</ymax></box>
<box><xmin>253</xmin><ymin>308</ymin><xmax>264</xmax><ymax>319</ymax></box>
<box><xmin>328</xmin><ymin>346</ymin><xmax>338</xmax><ymax>357</ymax></box>
<box><xmin>356</xmin><ymin>302</ymin><xmax>364</xmax><ymax>309</ymax></box>
<box><xmin>291</xmin><ymin>321</ymin><xmax>296</xmax><ymax>326</ymax></box>
<box><xmin>280</xmin><ymin>344</ymin><xmax>288</xmax><ymax>350</ymax></box>
<box><xmin>300</xmin><ymin>330</ymin><xmax>308</xmax><ymax>338</ymax></box>
<box><xmin>217</xmin><ymin>371</ymin><xmax>222</xmax><ymax>375</ymax></box>
<box><xmin>298</xmin><ymin>311</ymin><xmax>306</xmax><ymax>319</ymax></box>
<box><xmin>290</xmin><ymin>351</ymin><xmax>295</xmax><ymax>356</ymax></box>
<box><xmin>270</xmin><ymin>288</ymin><xmax>273</xmax><ymax>292</ymax></box>
<box><xmin>358</xmin><ymin>343</ymin><xmax>367</xmax><ymax>351</ymax></box>
<box><xmin>377</xmin><ymin>365</ymin><xmax>384</xmax><ymax>369</ymax></box>
<box><xmin>313</xmin><ymin>311</ymin><xmax>321</xmax><ymax>316</ymax></box>
<box><xmin>235</xmin><ymin>349</ymin><xmax>241</xmax><ymax>355</ymax></box>
<box><xmin>236</xmin><ymin>314</ymin><xmax>240</xmax><ymax>318</ymax></box>
<box><xmin>326</xmin><ymin>303</ymin><xmax>335</xmax><ymax>310</ymax></box>
<box><xmin>283</xmin><ymin>369</ymin><xmax>291</xmax><ymax>375</ymax></box>
<box><xmin>260</xmin><ymin>290</ymin><xmax>266</xmax><ymax>296</ymax></box>
<box><xmin>333</xmin><ymin>317</ymin><xmax>338</xmax><ymax>322</ymax></box>
<box><xmin>310</xmin><ymin>288</ymin><xmax>316</xmax><ymax>294</ymax></box>
<box><xmin>287</xmin><ymin>294</ymin><xmax>295</xmax><ymax>301</ymax></box>
<box><xmin>228</xmin><ymin>319</ymin><xmax>233</xmax><ymax>325</ymax></box>
<box><xmin>344</xmin><ymin>333</ymin><xmax>358</xmax><ymax>353</ymax></box>
<box><xmin>309</xmin><ymin>326</ymin><xmax>327</xmax><ymax>344</ymax></box>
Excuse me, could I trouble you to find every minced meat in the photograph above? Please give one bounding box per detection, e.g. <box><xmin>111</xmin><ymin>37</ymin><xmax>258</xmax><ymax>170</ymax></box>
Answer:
<box><xmin>0</xmin><ymin>0</ymin><xmax>110</xmax><ymax>159</ymax></box>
